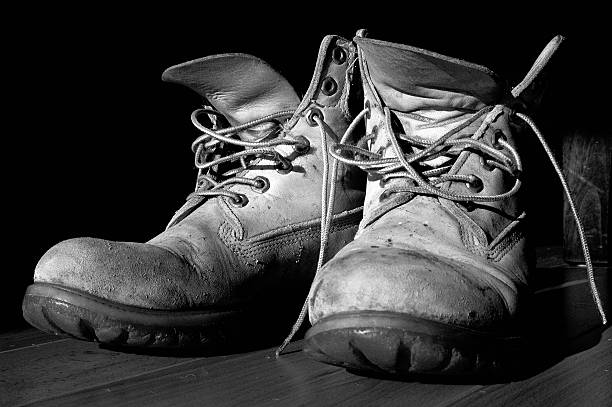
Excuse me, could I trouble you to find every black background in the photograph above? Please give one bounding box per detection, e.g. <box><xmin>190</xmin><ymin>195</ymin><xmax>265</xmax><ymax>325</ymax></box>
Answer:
<box><xmin>4</xmin><ymin>7</ymin><xmax>610</xmax><ymax>330</ymax></box>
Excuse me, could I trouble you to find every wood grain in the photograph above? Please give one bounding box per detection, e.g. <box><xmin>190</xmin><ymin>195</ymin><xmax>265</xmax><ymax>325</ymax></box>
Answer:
<box><xmin>2</xmin><ymin>267</ymin><xmax>609</xmax><ymax>407</ymax></box>
<box><xmin>0</xmin><ymin>340</ymin><xmax>205</xmax><ymax>406</ymax></box>
<box><xmin>452</xmin><ymin>328</ymin><xmax>612</xmax><ymax>407</ymax></box>
<box><xmin>0</xmin><ymin>329</ymin><xmax>63</xmax><ymax>352</ymax></box>
<box><xmin>563</xmin><ymin>128</ymin><xmax>611</xmax><ymax>264</ymax></box>
<box><xmin>21</xmin><ymin>343</ymin><xmax>480</xmax><ymax>407</ymax></box>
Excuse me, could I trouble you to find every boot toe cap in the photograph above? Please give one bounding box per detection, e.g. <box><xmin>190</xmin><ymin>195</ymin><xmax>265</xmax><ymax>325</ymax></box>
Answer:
<box><xmin>310</xmin><ymin>246</ymin><xmax>512</xmax><ymax>330</ymax></box>
<box><xmin>34</xmin><ymin>237</ymin><xmax>192</xmax><ymax>309</ymax></box>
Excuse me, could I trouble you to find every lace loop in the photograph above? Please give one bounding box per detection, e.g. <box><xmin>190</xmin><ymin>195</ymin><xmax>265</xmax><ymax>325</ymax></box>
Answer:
<box><xmin>514</xmin><ymin>112</ymin><xmax>607</xmax><ymax>325</ymax></box>
<box><xmin>276</xmin><ymin>100</ymin><xmax>607</xmax><ymax>357</ymax></box>
<box><xmin>337</xmin><ymin>105</ymin><xmax>606</xmax><ymax>325</ymax></box>
<box><xmin>181</xmin><ymin>108</ymin><xmax>300</xmax><ymax>207</ymax></box>
<box><xmin>275</xmin><ymin>108</ymin><xmax>369</xmax><ymax>357</ymax></box>
<box><xmin>330</xmin><ymin>106</ymin><xmax>523</xmax><ymax>203</ymax></box>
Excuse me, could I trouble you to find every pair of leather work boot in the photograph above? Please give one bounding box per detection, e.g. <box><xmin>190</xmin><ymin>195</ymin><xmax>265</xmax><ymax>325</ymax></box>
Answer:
<box><xmin>23</xmin><ymin>31</ymin><xmax>606</xmax><ymax>376</ymax></box>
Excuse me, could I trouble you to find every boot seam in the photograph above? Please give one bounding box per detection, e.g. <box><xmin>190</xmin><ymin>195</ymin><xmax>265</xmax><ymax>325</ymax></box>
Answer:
<box><xmin>488</xmin><ymin>231</ymin><xmax>525</xmax><ymax>262</ymax></box>
<box><xmin>218</xmin><ymin>211</ymin><xmax>361</xmax><ymax>267</ymax></box>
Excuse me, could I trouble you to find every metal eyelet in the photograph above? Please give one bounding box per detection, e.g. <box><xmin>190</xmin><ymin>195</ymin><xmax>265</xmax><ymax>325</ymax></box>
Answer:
<box><xmin>459</xmin><ymin>201</ymin><xmax>477</xmax><ymax>212</ymax></box>
<box><xmin>321</xmin><ymin>77</ymin><xmax>338</xmax><ymax>96</ymax></box>
<box><xmin>196</xmin><ymin>178</ymin><xmax>209</xmax><ymax>190</ymax></box>
<box><xmin>480</xmin><ymin>156</ymin><xmax>495</xmax><ymax>171</ymax></box>
<box><xmin>493</xmin><ymin>130</ymin><xmax>507</xmax><ymax>150</ymax></box>
<box><xmin>276</xmin><ymin>160</ymin><xmax>293</xmax><ymax>174</ymax></box>
<box><xmin>375</xmin><ymin>145</ymin><xmax>386</xmax><ymax>157</ymax></box>
<box><xmin>379</xmin><ymin>189</ymin><xmax>393</xmax><ymax>201</ymax></box>
<box><xmin>251</xmin><ymin>176</ymin><xmax>270</xmax><ymax>193</ymax></box>
<box><xmin>370</xmin><ymin>124</ymin><xmax>378</xmax><ymax>136</ymax></box>
<box><xmin>229</xmin><ymin>194</ymin><xmax>249</xmax><ymax>208</ymax></box>
<box><xmin>508</xmin><ymin>111</ymin><xmax>521</xmax><ymax>127</ymax></box>
<box><xmin>293</xmin><ymin>135</ymin><xmax>310</xmax><ymax>155</ymax></box>
<box><xmin>465</xmin><ymin>175</ymin><xmax>484</xmax><ymax>193</ymax></box>
<box><xmin>365</xmin><ymin>100</ymin><xmax>371</xmax><ymax>119</ymax></box>
<box><xmin>332</xmin><ymin>47</ymin><xmax>347</xmax><ymax>64</ymax></box>
<box><xmin>306</xmin><ymin>108</ymin><xmax>324</xmax><ymax>127</ymax></box>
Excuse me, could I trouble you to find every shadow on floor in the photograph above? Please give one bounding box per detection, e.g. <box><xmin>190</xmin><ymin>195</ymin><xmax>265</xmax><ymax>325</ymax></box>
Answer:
<box><xmin>346</xmin><ymin>267</ymin><xmax>610</xmax><ymax>384</ymax></box>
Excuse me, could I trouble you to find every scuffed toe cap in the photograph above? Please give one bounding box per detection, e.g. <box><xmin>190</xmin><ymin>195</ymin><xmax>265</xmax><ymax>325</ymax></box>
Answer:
<box><xmin>309</xmin><ymin>246</ymin><xmax>515</xmax><ymax>331</ymax></box>
<box><xmin>34</xmin><ymin>237</ymin><xmax>197</xmax><ymax>310</ymax></box>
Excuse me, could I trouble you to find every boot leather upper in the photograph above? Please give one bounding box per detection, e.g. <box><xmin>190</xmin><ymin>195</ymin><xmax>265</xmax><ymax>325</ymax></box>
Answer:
<box><xmin>310</xmin><ymin>36</ymin><xmax>532</xmax><ymax>333</ymax></box>
<box><xmin>34</xmin><ymin>36</ymin><xmax>365</xmax><ymax>311</ymax></box>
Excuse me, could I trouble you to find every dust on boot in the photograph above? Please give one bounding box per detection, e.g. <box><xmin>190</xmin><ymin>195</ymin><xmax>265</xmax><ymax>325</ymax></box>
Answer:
<box><xmin>303</xmin><ymin>33</ymin><xmax>607</xmax><ymax>375</ymax></box>
<box><xmin>23</xmin><ymin>36</ymin><xmax>365</xmax><ymax>349</ymax></box>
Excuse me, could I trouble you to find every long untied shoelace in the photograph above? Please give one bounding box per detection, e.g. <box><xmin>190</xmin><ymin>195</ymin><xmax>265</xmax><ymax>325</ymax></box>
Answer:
<box><xmin>275</xmin><ymin>94</ymin><xmax>608</xmax><ymax>359</ymax></box>
<box><xmin>183</xmin><ymin>107</ymin><xmax>301</xmax><ymax>206</ymax></box>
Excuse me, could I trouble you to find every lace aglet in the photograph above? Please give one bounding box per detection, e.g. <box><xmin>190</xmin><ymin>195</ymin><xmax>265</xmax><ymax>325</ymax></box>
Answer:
<box><xmin>274</xmin><ymin>334</ymin><xmax>295</xmax><ymax>359</ymax></box>
<box><xmin>274</xmin><ymin>346</ymin><xmax>284</xmax><ymax>359</ymax></box>
<box><xmin>597</xmin><ymin>305</ymin><xmax>607</xmax><ymax>326</ymax></box>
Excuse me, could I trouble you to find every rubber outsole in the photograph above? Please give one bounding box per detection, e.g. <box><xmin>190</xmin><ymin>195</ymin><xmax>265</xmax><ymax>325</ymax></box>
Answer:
<box><xmin>22</xmin><ymin>283</ymin><xmax>257</xmax><ymax>349</ymax></box>
<box><xmin>304</xmin><ymin>311</ymin><xmax>524</xmax><ymax>376</ymax></box>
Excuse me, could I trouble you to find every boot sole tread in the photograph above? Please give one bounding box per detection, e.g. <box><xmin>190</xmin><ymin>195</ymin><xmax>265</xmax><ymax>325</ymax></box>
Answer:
<box><xmin>22</xmin><ymin>283</ymin><xmax>249</xmax><ymax>349</ymax></box>
<box><xmin>304</xmin><ymin>311</ymin><xmax>523</xmax><ymax>376</ymax></box>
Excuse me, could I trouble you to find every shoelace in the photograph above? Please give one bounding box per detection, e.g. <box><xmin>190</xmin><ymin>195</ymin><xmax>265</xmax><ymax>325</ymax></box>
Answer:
<box><xmin>275</xmin><ymin>100</ymin><xmax>608</xmax><ymax>357</ymax></box>
<box><xmin>185</xmin><ymin>107</ymin><xmax>301</xmax><ymax>206</ymax></box>
<box><xmin>332</xmin><ymin>105</ymin><xmax>522</xmax><ymax>203</ymax></box>
<box><xmin>275</xmin><ymin>108</ymin><xmax>368</xmax><ymax>356</ymax></box>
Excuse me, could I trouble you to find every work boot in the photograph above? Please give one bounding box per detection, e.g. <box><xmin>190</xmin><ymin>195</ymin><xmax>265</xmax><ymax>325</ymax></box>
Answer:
<box><xmin>23</xmin><ymin>35</ymin><xmax>365</xmax><ymax>349</ymax></box>
<box><xmin>304</xmin><ymin>33</ymin><xmax>607</xmax><ymax>375</ymax></box>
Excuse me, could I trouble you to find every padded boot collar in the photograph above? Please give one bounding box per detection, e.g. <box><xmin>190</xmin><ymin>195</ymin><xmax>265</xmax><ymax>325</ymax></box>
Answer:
<box><xmin>162</xmin><ymin>53</ymin><xmax>300</xmax><ymax>130</ymax></box>
<box><xmin>287</xmin><ymin>35</ymin><xmax>357</xmax><ymax>128</ymax></box>
<box><xmin>355</xmin><ymin>36</ymin><xmax>504</xmax><ymax>112</ymax></box>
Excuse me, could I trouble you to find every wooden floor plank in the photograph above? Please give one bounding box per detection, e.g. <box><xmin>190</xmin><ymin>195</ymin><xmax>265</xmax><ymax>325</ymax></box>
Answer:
<box><xmin>452</xmin><ymin>327</ymin><xmax>612</xmax><ymax>407</ymax></box>
<box><xmin>0</xmin><ymin>340</ymin><xmax>206</xmax><ymax>406</ymax></box>
<box><xmin>0</xmin><ymin>328</ymin><xmax>65</xmax><ymax>352</ymax></box>
<box><xmin>2</xmin><ymin>266</ymin><xmax>609</xmax><ymax>406</ymax></box>
<box><xmin>27</xmin><ymin>342</ymin><xmax>479</xmax><ymax>407</ymax></box>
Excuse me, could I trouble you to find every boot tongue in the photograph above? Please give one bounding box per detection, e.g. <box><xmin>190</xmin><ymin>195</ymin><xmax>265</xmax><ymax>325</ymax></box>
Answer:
<box><xmin>357</xmin><ymin>37</ymin><xmax>506</xmax><ymax>170</ymax></box>
<box><xmin>356</xmin><ymin>37</ymin><xmax>503</xmax><ymax>113</ymax></box>
<box><xmin>162</xmin><ymin>53</ymin><xmax>300</xmax><ymax>140</ymax></box>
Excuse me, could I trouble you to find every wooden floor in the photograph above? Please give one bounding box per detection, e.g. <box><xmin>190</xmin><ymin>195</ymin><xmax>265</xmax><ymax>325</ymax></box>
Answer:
<box><xmin>2</xmin><ymin>249</ymin><xmax>611</xmax><ymax>406</ymax></box>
